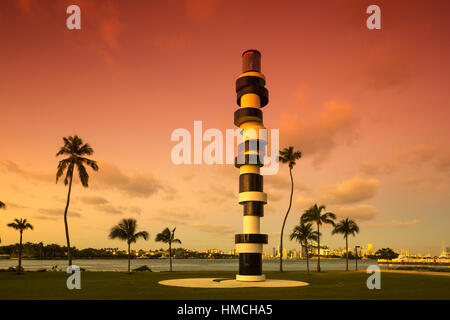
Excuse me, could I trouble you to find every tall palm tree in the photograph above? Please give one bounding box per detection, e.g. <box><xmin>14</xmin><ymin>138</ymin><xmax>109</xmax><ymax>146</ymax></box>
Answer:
<box><xmin>155</xmin><ymin>227</ymin><xmax>181</xmax><ymax>272</ymax></box>
<box><xmin>301</xmin><ymin>204</ymin><xmax>336</xmax><ymax>272</ymax></box>
<box><xmin>289</xmin><ymin>221</ymin><xmax>320</xmax><ymax>274</ymax></box>
<box><xmin>278</xmin><ymin>146</ymin><xmax>302</xmax><ymax>272</ymax></box>
<box><xmin>109</xmin><ymin>218</ymin><xmax>149</xmax><ymax>273</ymax></box>
<box><xmin>56</xmin><ymin>135</ymin><xmax>99</xmax><ymax>266</ymax></box>
<box><xmin>332</xmin><ymin>218</ymin><xmax>360</xmax><ymax>271</ymax></box>
<box><xmin>7</xmin><ymin>218</ymin><xmax>33</xmax><ymax>273</ymax></box>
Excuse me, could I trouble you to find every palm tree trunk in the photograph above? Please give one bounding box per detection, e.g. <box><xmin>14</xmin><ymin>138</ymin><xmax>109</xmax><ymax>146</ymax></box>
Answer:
<box><xmin>18</xmin><ymin>231</ymin><xmax>23</xmax><ymax>273</ymax></box>
<box><xmin>63</xmin><ymin>170</ymin><xmax>74</xmax><ymax>266</ymax></box>
<box><xmin>169</xmin><ymin>242</ymin><xmax>172</xmax><ymax>272</ymax></box>
<box><xmin>127</xmin><ymin>243</ymin><xmax>131</xmax><ymax>273</ymax></box>
<box><xmin>305</xmin><ymin>242</ymin><xmax>309</xmax><ymax>275</ymax></box>
<box><xmin>345</xmin><ymin>235</ymin><xmax>349</xmax><ymax>271</ymax></box>
<box><xmin>280</xmin><ymin>167</ymin><xmax>294</xmax><ymax>272</ymax></box>
<box><xmin>317</xmin><ymin>223</ymin><xmax>321</xmax><ymax>272</ymax></box>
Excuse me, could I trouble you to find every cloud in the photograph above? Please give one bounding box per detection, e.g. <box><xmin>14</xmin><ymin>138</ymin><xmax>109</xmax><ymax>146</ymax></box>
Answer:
<box><xmin>436</xmin><ymin>152</ymin><xmax>450</xmax><ymax>172</ymax></box>
<box><xmin>38</xmin><ymin>208</ymin><xmax>82</xmax><ymax>219</ymax></box>
<box><xmin>297</xmin><ymin>176</ymin><xmax>380</xmax><ymax>207</ymax></box>
<box><xmin>152</xmin><ymin>35</ymin><xmax>186</xmax><ymax>53</ymax></box>
<box><xmin>360</xmin><ymin>161</ymin><xmax>396</xmax><ymax>175</ymax></box>
<box><xmin>201</xmin><ymin>184</ymin><xmax>236</xmax><ymax>203</ymax></box>
<box><xmin>266</xmin><ymin>188</ymin><xmax>283</xmax><ymax>202</ymax></box>
<box><xmin>328</xmin><ymin>177</ymin><xmax>380</xmax><ymax>204</ymax></box>
<box><xmin>390</xmin><ymin>219</ymin><xmax>420</xmax><ymax>227</ymax></box>
<box><xmin>79</xmin><ymin>196</ymin><xmax>109</xmax><ymax>205</ymax></box>
<box><xmin>95</xmin><ymin>162</ymin><xmax>168</xmax><ymax>198</ymax></box>
<box><xmin>277</xmin><ymin>101</ymin><xmax>359</xmax><ymax>166</ymax></box>
<box><xmin>0</xmin><ymin>160</ymin><xmax>53</xmax><ymax>183</ymax></box>
<box><xmin>4</xmin><ymin>202</ymin><xmax>29</xmax><ymax>210</ymax></box>
<box><xmin>154</xmin><ymin>209</ymin><xmax>234</xmax><ymax>237</ymax></box>
<box><xmin>265</xmin><ymin>174</ymin><xmax>309</xmax><ymax>192</ymax></box>
<box><xmin>16</xmin><ymin>0</ymin><xmax>39</xmax><ymax>15</ymax></box>
<box><xmin>365</xmin><ymin>50</ymin><xmax>411</xmax><ymax>90</ymax></box>
<box><xmin>79</xmin><ymin>194</ymin><xmax>141</xmax><ymax>216</ymax></box>
<box><xmin>95</xmin><ymin>204</ymin><xmax>124</xmax><ymax>215</ymax></box>
<box><xmin>400</xmin><ymin>176</ymin><xmax>440</xmax><ymax>189</ymax></box>
<box><xmin>396</xmin><ymin>145</ymin><xmax>437</xmax><ymax>165</ymax></box>
<box><xmin>184</xmin><ymin>0</ymin><xmax>225</xmax><ymax>23</ymax></box>
<box><xmin>189</xmin><ymin>222</ymin><xmax>235</xmax><ymax>237</ymax></box>
<box><xmin>364</xmin><ymin>222</ymin><xmax>385</xmax><ymax>229</ymax></box>
<box><xmin>334</xmin><ymin>204</ymin><xmax>380</xmax><ymax>222</ymax></box>
<box><xmin>99</xmin><ymin>15</ymin><xmax>122</xmax><ymax>51</ymax></box>
<box><xmin>153</xmin><ymin>209</ymin><xmax>195</xmax><ymax>226</ymax></box>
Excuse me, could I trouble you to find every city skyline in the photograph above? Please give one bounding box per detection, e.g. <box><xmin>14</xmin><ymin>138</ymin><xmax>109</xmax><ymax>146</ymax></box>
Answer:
<box><xmin>1</xmin><ymin>1</ymin><xmax>450</xmax><ymax>255</ymax></box>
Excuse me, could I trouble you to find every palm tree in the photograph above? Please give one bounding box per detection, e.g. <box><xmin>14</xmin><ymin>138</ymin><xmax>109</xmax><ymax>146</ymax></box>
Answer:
<box><xmin>301</xmin><ymin>204</ymin><xmax>336</xmax><ymax>272</ymax></box>
<box><xmin>109</xmin><ymin>218</ymin><xmax>149</xmax><ymax>273</ymax></box>
<box><xmin>7</xmin><ymin>218</ymin><xmax>33</xmax><ymax>273</ymax></box>
<box><xmin>155</xmin><ymin>227</ymin><xmax>181</xmax><ymax>272</ymax></box>
<box><xmin>289</xmin><ymin>221</ymin><xmax>320</xmax><ymax>274</ymax></box>
<box><xmin>332</xmin><ymin>218</ymin><xmax>360</xmax><ymax>271</ymax></box>
<box><xmin>56</xmin><ymin>135</ymin><xmax>99</xmax><ymax>266</ymax></box>
<box><xmin>278</xmin><ymin>146</ymin><xmax>302</xmax><ymax>272</ymax></box>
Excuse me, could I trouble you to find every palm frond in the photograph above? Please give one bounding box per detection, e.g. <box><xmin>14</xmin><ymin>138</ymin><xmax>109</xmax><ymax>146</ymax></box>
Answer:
<box><xmin>332</xmin><ymin>218</ymin><xmax>360</xmax><ymax>238</ymax></box>
<box><xmin>76</xmin><ymin>160</ymin><xmax>89</xmax><ymax>187</ymax></box>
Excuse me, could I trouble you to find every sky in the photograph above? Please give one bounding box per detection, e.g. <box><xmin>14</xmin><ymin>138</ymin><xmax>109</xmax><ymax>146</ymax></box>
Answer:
<box><xmin>0</xmin><ymin>0</ymin><xmax>449</xmax><ymax>255</ymax></box>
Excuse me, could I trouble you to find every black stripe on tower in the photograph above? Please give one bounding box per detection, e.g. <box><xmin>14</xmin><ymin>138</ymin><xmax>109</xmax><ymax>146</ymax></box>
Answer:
<box><xmin>239</xmin><ymin>173</ymin><xmax>263</xmax><ymax>192</ymax></box>
<box><xmin>243</xmin><ymin>202</ymin><xmax>264</xmax><ymax>217</ymax></box>
<box><xmin>234</xmin><ymin>108</ymin><xmax>263</xmax><ymax>127</ymax></box>
<box><xmin>239</xmin><ymin>253</ymin><xmax>262</xmax><ymax>275</ymax></box>
<box><xmin>237</xmin><ymin>139</ymin><xmax>266</xmax><ymax>156</ymax></box>
<box><xmin>235</xmin><ymin>234</ymin><xmax>268</xmax><ymax>244</ymax></box>
<box><xmin>235</xmin><ymin>154</ymin><xmax>264</xmax><ymax>168</ymax></box>
<box><xmin>237</xmin><ymin>85</ymin><xmax>269</xmax><ymax>107</ymax></box>
<box><xmin>236</xmin><ymin>76</ymin><xmax>266</xmax><ymax>92</ymax></box>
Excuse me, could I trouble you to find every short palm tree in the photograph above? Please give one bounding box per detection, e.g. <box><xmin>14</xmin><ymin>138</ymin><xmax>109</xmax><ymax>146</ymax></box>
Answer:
<box><xmin>56</xmin><ymin>135</ymin><xmax>99</xmax><ymax>266</ymax></box>
<box><xmin>155</xmin><ymin>227</ymin><xmax>181</xmax><ymax>272</ymax></box>
<box><xmin>289</xmin><ymin>221</ymin><xmax>319</xmax><ymax>274</ymax></box>
<box><xmin>301</xmin><ymin>204</ymin><xmax>336</xmax><ymax>272</ymax></box>
<box><xmin>332</xmin><ymin>218</ymin><xmax>360</xmax><ymax>271</ymax></box>
<box><xmin>278</xmin><ymin>146</ymin><xmax>302</xmax><ymax>272</ymax></box>
<box><xmin>7</xmin><ymin>218</ymin><xmax>33</xmax><ymax>273</ymax></box>
<box><xmin>109</xmin><ymin>218</ymin><xmax>149</xmax><ymax>273</ymax></box>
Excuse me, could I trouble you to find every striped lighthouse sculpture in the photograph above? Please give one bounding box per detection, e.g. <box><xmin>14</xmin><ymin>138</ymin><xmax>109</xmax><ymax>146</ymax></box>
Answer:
<box><xmin>234</xmin><ymin>50</ymin><xmax>269</xmax><ymax>282</ymax></box>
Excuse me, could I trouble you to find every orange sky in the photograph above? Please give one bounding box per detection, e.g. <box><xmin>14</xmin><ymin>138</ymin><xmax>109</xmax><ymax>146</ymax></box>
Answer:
<box><xmin>0</xmin><ymin>0</ymin><xmax>449</xmax><ymax>254</ymax></box>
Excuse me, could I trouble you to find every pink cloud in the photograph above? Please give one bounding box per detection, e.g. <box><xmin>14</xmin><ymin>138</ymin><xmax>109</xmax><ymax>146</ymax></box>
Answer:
<box><xmin>277</xmin><ymin>100</ymin><xmax>359</xmax><ymax>165</ymax></box>
<box><xmin>390</xmin><ymin>219</ymin><xmax>420</xmax><ymax>227</ymax></box>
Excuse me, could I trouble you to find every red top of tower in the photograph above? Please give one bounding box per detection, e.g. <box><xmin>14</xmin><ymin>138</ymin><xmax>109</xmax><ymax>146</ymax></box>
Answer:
<box><xmin>242</xmin><ymin>49</ymin><xmax>261</xmax><ymax>73</ymax></box>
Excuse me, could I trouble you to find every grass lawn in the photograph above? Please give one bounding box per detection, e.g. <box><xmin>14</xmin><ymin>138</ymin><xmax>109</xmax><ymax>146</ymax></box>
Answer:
<box><xmin>0</xmin><ymin>270</ymin><xmax>449</xmax><ymax>300</ymax></box>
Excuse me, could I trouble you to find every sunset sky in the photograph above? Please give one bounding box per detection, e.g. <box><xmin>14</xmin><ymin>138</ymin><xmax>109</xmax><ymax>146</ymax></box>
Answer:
<box><xmin>1</xmin><ymin>0</ymin><xmax>449</xmax><ymax>255</ymax></box>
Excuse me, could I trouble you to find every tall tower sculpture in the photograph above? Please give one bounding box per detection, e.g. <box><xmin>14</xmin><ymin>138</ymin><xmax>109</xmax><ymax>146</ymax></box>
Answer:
<box><xmin>234</xmin><ymin>50</ymin><xmax>269</xmax><ymax>281</ymax></box>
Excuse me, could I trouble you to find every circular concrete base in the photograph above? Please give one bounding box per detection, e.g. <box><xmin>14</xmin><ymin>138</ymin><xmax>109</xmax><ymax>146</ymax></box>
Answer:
<box><xmin>236</xmin><ymin>274</ymin><xmax>265</xmax><ymax>282</ymax></box>
<box><xmin>158</xmin><ymin>278</ymin><xmax>309</xmax><ymax>288</ymax></box>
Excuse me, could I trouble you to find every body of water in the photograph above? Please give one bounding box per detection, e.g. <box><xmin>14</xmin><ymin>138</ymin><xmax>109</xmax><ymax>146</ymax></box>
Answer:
<box><xmin>0</xmin><ymin>258</ymin><xmax>382</xmax><ymax>272</ymax></box>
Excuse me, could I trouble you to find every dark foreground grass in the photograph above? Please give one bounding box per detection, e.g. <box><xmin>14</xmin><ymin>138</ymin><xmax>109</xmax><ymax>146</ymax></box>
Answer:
<box><xmin>0</xmin><ymin>271</ymin><xmax>449</xmax><ymax>300</ymax></box>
